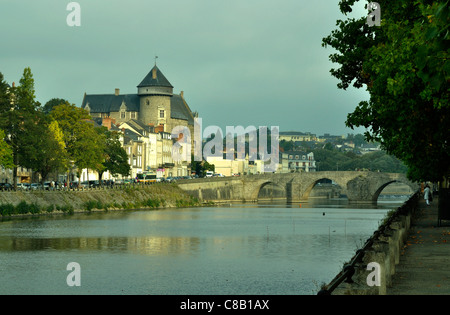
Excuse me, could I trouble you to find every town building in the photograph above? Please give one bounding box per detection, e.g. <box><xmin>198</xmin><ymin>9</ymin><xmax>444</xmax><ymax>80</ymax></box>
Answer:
<box><xmin>281</xmin><ymin>151</ymin><xmax>316</xmax><ymax>173</ymax></box>
<box><xmin>279</xmin><ymin>131</ymin><xmax>317</xmax><ymax>143</ymax></box>
<box><xmin>80</xmin><ymin>64</ymin><xmax>196</xmax><ymax>179</ymax></box>
<box><xmin>81</xmin><ymin>65</ymin><xmax>195</xmax><ymax>136</ymax></box>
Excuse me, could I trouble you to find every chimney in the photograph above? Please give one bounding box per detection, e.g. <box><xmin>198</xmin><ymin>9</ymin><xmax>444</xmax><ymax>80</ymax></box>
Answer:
<box><xmin>152</xmin><ymin>67</ymin><xmax>157</xmax><ymax>79</ymax></box>
<box><xmin>155</xmin><ymin>124</ymin><xmax>164</xmax><ymax>133</ymax></box>
<box><xmin>102</xmin><ymin>117</ymin><xmax>112</xmax><ymax>130</ymax></box>
<box><xmin>115</xmin><ymin>88</ymin><xmax>120</xmax><ymax>96</ymax></box>
<box><xmin>180</xmin><ymin>91</ymin><xmax>184</xmax><ymax>99</ymax></box>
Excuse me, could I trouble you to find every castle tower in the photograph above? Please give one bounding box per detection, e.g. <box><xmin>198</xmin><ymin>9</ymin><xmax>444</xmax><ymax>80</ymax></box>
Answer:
<box><xmin>137</xmin><ymin>65</ymin><xmax>173</xmax><ymax>130</ymax></box>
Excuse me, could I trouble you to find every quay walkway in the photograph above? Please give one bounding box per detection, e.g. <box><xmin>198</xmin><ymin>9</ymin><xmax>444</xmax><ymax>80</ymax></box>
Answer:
<box><xmin>387</xmin><ymin>196</ymin><xmax>450</xmax><ymax>294</ymax></box>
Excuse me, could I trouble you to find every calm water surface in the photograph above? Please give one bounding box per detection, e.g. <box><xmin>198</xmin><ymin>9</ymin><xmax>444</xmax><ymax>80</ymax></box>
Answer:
<box><xmin>0</xmin><ymin>197</ymin><xmax>408</xmax><ymax>295</ymax></box>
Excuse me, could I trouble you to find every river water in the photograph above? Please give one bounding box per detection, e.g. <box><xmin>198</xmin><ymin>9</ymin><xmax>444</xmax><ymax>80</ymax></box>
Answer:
<box><xmin>0</xmin><ymin>197</ymin><xmax>408</xmax><ymax>295</ymax></box>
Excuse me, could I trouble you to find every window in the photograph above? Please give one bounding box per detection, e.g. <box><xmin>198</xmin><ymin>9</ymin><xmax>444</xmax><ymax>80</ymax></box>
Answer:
<box><xmin>146</xmin><ymin>99</ymin><xmax>150</xmax><ymax>105</ymax></box>
<box><xmin>160</xmin><ymin>110</ymin><xmax>164</xmax><ymax>118</ymax></box>
<box><xmin>131</xmin><ymin>112</ymin><xmax>136</xmax><ymax>119</ymax></box>
<box><xmin>121</xmin><ymin>111</ymin><xmax>125</xmax><ymax>119</ymax></box>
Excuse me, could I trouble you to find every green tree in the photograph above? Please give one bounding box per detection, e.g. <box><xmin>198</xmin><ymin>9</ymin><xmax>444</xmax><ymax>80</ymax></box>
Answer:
<box><xmin>42</xmin><ymin>98</ymin><xmax>69</xmax><ymax>114</ymax></box>
<box><xmin>18</xmin><ymin>115</ymin><xmax>68</xmax><ymax>183</ymax></box>
<box><xmin>0</xmin><ymin>129</ymin><xmax>14</xmax><ymax>169</ymax></box>
<box><xmin>279</xmin><ymin>140</ymin><xmax>295</xmax><ymax>152</ymax></box>
<box><xmin>50</xmin><ymin>102</ymin><xmax>104</xmax><ymax>183</ymax></box>
<box><xmin>322</xmin><ymin>1</ymin><xmax>449</xmax><ymax>185</ymax></box>
<box><xmin>191</xmin><ymin>158</ymin><xmax>215</xmax><ymax>177</ymax></box>
<box><xmin>0</xmin><ymin>68</ymin><xmax>41</xmax><ymax>188</ymax></box>
<box><xmin>95</xmin><ymin>127</ymin><xmax>130</xmax><ymax>181</ymax></box>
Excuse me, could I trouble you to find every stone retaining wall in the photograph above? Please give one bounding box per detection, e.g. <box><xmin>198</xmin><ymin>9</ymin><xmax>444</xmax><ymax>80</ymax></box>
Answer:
<box><xmin>320</xmin><ymin>192</ymin><xmax>419</xmax><ymax>295</ymax></box>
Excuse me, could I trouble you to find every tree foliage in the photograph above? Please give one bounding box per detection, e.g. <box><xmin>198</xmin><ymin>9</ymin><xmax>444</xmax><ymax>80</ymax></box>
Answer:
<box><xmin>95</xmin><ymin>127</ymin><xmax>130</xmax><ymax>180</ymax></box>
<box><xmin>42</xmin><ymin>98</ymin><xmax>69</xmax><ymax>114</ymax></box>
<box><xmin>0</xmin><ymin>129</ymin><xmax>14</xmax><ymax>169</ymax></box>
<box><xmin>18</xmin><ymin>114</ymin><xmax>68</xmax><ymax>182</ymax></box>
<box><xmin>0</xmin><ymin>68</ymin><xmax>41</xmax><ymax>187</ymax></box>
<box><xmin>50</xmin><ymin>102</ymin><xmax>105</xmax><ymax>180</ymax></box>
<box><xmin>323</xmin><ymin>0</ymin><xmax>449</xmax><ymax>183</ymax></box>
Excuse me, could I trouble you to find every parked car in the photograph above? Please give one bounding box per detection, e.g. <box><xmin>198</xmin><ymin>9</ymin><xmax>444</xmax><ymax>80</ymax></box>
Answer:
<box><xmin>88</xmin><ymin>180</ymin><xmax>100</xmax><ymax>188</ymax></box>
<box><xmin>17</xmin><ymin>183</ymin><xmax>30</xmax><ymax>191</ymax></box>
<box><xmin>30</xmin><ymin>183</ymin><xmax>42</xmax><ymax>190</ymax></box>
<box><xmin>0</xmin><ymin>183</ymin><xmax>13</xmax><ymax>191</ymax></box>
<box><xmin>80</xmin><ymin>181</ymin><xmax>90</xmax><ymax>188</ymax></box>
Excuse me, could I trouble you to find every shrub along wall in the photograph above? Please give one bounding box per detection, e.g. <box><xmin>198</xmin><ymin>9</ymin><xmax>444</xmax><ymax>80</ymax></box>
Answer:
<box><xmin>0</xmin><ymin>184</ymin><xmax>201</xmax><ymax>217</ymax></box>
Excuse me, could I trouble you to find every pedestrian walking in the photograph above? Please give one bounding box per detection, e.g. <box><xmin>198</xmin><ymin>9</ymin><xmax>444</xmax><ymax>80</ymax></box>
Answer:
<box><xmin>424</xmin><ymin>184</ymin><xmax>432</xmax><ymax>205</ymax></box>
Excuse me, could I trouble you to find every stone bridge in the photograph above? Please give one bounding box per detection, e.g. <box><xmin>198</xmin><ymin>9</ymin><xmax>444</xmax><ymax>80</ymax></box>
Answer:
<box><xmin>177</xmin><ymin>171</ymin><xmax>418</xmax><ymax>204</ymax></box>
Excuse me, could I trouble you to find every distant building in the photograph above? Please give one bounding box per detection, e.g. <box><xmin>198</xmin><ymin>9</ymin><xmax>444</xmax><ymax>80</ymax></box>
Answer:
<box><xmin>359</xmin><ymin>143</ymin><xmax>381</xmax><ymax>155</ymax></box>
<box><xmin>318</xmin><ymin>133</ymin><xmax>346</xmax><ymax>142</ymax></box>
<box><xmin>279</xmin><ymin>131</ymin><xmax>317</xmax><ymax>142</ymax></box>
<box><xmin>281</xmin><ymin>151</ymin><xmax>316</xmax><ymax>173</ymax></box>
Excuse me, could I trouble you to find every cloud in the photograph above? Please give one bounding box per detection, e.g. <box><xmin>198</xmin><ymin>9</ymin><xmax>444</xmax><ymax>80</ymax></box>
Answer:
<box><xmin>0</xmin><ymin>0</ymin><xmax>369</xmax><ymax>136</ymax></box>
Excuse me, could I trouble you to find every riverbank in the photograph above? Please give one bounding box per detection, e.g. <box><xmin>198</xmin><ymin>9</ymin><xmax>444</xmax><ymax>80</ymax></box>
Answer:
<box><xmin>318</xmin><ymin>191</ymin><xmax>420</xmax><ymax>295</ymax></box>
<box><xmin>0</xmin><ymin>184</ymin><xmax>204</xmax><ymax>218</ymax></box>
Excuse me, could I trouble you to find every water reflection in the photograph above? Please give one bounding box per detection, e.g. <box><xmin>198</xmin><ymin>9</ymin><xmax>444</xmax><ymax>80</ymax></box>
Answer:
<box><xmin>0</xmin><ymin>236</ymin><xmax>202</xmax><ymax>256</ymax></box>
<box><xmin>0</xmin><ymin>198</ymin><xmax>408</xmax><ymax>295</ymax></box>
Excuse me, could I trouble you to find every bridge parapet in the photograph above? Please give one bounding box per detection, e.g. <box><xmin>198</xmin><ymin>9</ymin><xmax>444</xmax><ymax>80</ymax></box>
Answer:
<box><xmin>177</xmin><ymin>171</ymin><xmax>418</xmax><ymax>204</ymax></box>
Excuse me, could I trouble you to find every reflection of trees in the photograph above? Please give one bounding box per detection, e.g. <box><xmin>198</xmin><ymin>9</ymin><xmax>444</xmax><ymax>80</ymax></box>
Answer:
<box><xmin>1</xmin><ymin>236</ymin><xmax>201</xmax><ymax>256</ymax></box>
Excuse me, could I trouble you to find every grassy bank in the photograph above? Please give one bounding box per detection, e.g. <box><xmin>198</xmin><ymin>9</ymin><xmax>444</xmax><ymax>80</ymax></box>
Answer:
<box><xmin>0</xmin><ymin>183</ymin><xmax>204</xmax><ymax>218</ymax></box>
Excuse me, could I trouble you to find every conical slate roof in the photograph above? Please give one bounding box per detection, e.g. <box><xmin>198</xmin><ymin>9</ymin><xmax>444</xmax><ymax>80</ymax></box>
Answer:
<box><xmin>137</xmin><ymin>65</ymin><xmax>173</xmax><ymax>88</ymax></box>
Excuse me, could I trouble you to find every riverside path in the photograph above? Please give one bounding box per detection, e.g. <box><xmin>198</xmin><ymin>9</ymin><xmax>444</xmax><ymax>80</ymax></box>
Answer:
<box><xmin>387</xmin><ymin>195</ymin><xmax>450</xmax><ymax>294</ymax></box>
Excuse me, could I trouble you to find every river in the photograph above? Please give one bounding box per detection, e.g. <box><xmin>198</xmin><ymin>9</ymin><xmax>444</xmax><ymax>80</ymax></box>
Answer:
<box><xmin>0</xmin><ymin>196</ymin><xmax>409</xmax><ymax>295</ymax></box>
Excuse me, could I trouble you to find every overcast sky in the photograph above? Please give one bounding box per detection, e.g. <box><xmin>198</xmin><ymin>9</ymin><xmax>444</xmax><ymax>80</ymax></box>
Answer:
<box><xmin>0</xmin><ymin>0</ymin><xmax>370</xmax><ymax>136</ymax></box>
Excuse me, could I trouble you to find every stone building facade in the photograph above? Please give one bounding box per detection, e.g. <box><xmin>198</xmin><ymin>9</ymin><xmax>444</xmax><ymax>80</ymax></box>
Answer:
<box><xmin>81</xmin><ymin>64</ymin><xmax>196</xmax><ymax>178</ymax></box>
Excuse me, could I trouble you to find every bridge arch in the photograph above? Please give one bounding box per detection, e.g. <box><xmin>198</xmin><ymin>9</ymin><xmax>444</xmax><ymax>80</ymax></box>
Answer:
<box><xmin>300</xmin><ymin>177</ymin><xmax>345</xmax><ymax>201</ymax></box>
<box><xmin>256</xmin><ymin>181</ymin><xmax>287</xmax><ymax>201</ymax></box>
<box><xmin>372</xmin><ymin>180</ymin><xmax>416</xmax><ymax>203</ymax></box>
<box><xmin>250</xmin><ymin>180</ymin><xmax>287</xmax><ymax>201</ymax></box>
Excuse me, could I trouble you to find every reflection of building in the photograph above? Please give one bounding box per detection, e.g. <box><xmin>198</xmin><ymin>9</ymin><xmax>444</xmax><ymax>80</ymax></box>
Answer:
<box><xmin>281</xmin><ymin>151</ymin><xmax>316</xmax><ymax>173</ymax></box>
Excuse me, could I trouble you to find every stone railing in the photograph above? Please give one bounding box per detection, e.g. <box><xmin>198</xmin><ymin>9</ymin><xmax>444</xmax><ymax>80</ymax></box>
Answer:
<box><xmin>318</xmin><ymin>191</ymin><xmax>420</xmax><ymax>295</ymax></box>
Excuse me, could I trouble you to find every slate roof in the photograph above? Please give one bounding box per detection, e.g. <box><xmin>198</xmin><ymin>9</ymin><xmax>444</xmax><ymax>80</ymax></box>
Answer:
<box><xmin>82</xmin><ymin>94</ymin><xmax>140</xmax><ymax>113</ymax></box>
<box><xmin>81</xmin><ymin>66</ymin><xmax>194</xmax><ymax>125</ymax></box>
<box><xmin>171</xmin><ymin>94</ymin><xmax>194</xmax><ymax>125</ymax></box>
<box><xmin>137</xmin><ymin>65</ymin><xmax>173</xmax><ymax>88</ymax></box>
<box><xmin>120</xmin><ymin>119</ymin><xmax>154</xmax><ymax>135</ymax></box>
<box><xmin>82</xmin><ymin>93</ymin><xmax>194</xmax><ymax>125</ymax></box>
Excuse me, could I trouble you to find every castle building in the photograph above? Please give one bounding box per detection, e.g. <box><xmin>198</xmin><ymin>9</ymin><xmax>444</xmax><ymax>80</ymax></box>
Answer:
<box><xmin>80</xmin><ymin>64</ymin><xmax>196</xmax><ymax>179</ymax></box>
<box><xmin>81</xmin><ymin>65</ymin><xmax>195</xmax><ymax>136</ymax></box>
